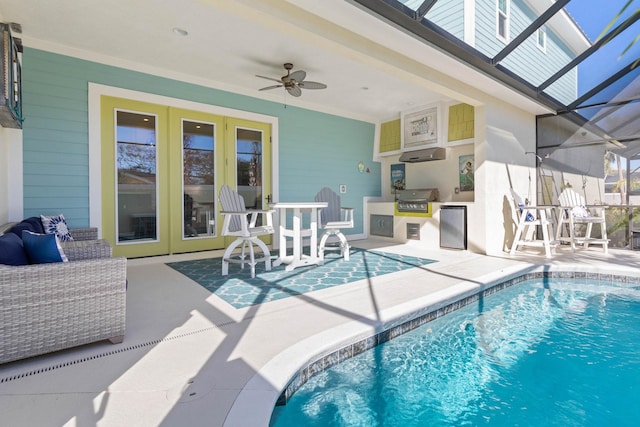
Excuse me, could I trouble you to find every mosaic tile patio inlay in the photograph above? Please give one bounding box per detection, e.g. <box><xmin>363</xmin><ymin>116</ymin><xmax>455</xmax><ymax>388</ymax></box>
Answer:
<box><xmin>167</xmin><ymin>249</ymin><xmax>436</xmax><ymax>308</ymax></box>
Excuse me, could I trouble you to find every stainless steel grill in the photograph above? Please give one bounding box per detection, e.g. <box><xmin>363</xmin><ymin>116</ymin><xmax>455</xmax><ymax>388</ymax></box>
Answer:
<box><xmin>396</xmin><ymin>188</ymin><xmax>439</xmax><ymax>213</ymax></box>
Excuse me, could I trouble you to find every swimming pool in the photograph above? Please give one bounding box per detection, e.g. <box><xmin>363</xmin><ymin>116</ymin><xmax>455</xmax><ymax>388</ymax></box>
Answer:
<box><xmin>270</xmin><ymin>275</ymin><xmax>640</xmax><ymax>426</ymax></box>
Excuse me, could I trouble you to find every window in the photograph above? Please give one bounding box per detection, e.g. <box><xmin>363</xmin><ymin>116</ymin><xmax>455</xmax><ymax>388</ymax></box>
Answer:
<box><xmin>497</xmin><ymin>0</ymin><xmax>509</xmax><ymax>42</ymax></box>
<box><xmin>116</xmin><ymin>111</ymin><xmax>158</xmax><ymax>242</ymax></box>
<box><xmin>536</xmin><ymin>26</ymin><xmax>547</xmax><ymax>52</ymax></box>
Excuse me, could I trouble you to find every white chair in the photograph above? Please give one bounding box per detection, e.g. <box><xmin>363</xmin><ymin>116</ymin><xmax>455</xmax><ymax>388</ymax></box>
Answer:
<box><xmin>509</xmin><ymin>189</ymin><xmax>557</xmax><ymax>258</ymax></box>
<box><xmin>556</xmin><ymin>188</ymin><xmax>608</xmax><ymax>253</ymax></box>
<box><xmin>314</xmin><ymin>187</ymin><xmax>354</xmax><ymax>262</ymax></box>
<box><xmin>219</xmin><ymin>185</ymin><xmax>275</xmax><ymax>278</ymax></box>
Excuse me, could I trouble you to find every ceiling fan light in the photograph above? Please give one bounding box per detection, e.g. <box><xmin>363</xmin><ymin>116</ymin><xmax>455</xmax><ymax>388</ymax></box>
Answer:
<box><xmin>256</xmin><ymin>63</ymin><xmax>326</xmax><ymax>97</ymax></box>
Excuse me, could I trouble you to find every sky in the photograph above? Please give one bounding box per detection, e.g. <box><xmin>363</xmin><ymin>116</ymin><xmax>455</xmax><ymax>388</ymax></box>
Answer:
<box><xmin>565</xmin><ymin>0</ymin><xmax>636</xmax><ymax>40</ymax></box>
<box><xmin>564</xmin><ymin>0</ymin><xmax>640</xmax><ymax>96</ymax></box>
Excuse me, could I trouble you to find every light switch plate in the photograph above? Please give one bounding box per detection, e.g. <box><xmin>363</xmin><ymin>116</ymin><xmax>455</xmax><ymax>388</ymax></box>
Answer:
<box><xmin>339</xmin><ymin>184</ymin><xmax>347</xmax><ymax>194</ymax></box>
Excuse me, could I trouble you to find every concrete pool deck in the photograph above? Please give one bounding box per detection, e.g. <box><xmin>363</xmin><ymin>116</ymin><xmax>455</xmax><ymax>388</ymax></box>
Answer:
<box><xmin>0</xmin><ymin>239</ymin><xmax>637</xmax><ymax>426</ymax></box>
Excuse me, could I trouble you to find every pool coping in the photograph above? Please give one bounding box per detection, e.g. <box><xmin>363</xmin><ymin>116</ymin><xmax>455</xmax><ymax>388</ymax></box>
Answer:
<box><xmin>223</xmin><ymin>262</ymin><xmax>640</xmax><ymax>427</ymax></box>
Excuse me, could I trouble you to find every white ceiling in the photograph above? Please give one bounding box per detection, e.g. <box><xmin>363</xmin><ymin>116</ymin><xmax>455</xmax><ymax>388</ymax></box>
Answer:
<box><xmin>0</xmin><ymin>0</ymin><xmax>552</xmax><ymax>122</ymax></box>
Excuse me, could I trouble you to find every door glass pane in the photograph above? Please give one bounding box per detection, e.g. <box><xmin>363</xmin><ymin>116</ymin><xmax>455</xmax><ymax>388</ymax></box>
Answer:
<box><xmin>183</xmin><ymin>120</ymin><xmax>215</xmax><ymax>238</ymax></box>
<box><xmin>236</xmin><ymin>128</ymin><xmax>263</xmax><ymax>211</ymax></box>
<box><xmin>116</xmin><ymin>111</ymin><xmax>157</xmax><ymax>243</ymax></box>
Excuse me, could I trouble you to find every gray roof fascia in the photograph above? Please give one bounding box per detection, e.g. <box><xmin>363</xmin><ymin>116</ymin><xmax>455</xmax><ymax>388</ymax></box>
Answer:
<box><xmin>415</xmin><ymin>0</ymin><xmax>438</xmax><ymax>20</ymax></box>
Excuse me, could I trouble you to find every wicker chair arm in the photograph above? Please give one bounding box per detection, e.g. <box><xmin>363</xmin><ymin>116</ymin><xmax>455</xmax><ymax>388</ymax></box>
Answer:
<box><xmin>0</xmin><ymin>256</ymin><xmax>127</xmax><ymax>364</ymax></box>
<box><xmin>69</xmin><ymin>227</ymin><xmax>99</xmax><ymax>241</ymax></box>
<box><xmin>61</xmin><ymin>239</ymin><xmax>112</xmax><ymax>261</ymax></box>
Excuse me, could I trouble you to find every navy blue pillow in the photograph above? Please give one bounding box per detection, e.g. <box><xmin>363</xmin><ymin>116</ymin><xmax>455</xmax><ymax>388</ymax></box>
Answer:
<box><xmin>0</xmin><ymin>232</ymin><xmax>29</xmax><ymax>265</ymax></box>
<box><xmin>26</xmin><ymin>216</ymin><xmax>45</xmax><ymax>234</ymax></box>
<box><xmin>21</xmin><ymin>231</ymin><xmax>68</xmax><ymax>264</ymax></box>
<box><xmin>8</xmin><ymin>216</ymin><xmax>45</xmax><ymax>237</ymax></box>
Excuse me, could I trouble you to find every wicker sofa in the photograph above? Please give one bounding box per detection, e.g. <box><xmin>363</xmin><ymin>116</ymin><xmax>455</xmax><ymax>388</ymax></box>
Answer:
<box><xmin>0</xmin><ymin>222</ymin><xmax>127</xmax><ymax>364</ymax></box>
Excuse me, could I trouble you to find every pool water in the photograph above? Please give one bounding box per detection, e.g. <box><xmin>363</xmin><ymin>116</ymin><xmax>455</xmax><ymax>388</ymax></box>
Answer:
<box><xmin>270</xmin><ymin>278</ymin><xmax>640</xmax><ymax>426</ymax></box>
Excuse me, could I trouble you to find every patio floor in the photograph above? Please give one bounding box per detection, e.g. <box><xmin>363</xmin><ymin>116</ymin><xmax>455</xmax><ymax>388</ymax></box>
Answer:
<box><xmin>0</xmin><ymin>239</ymin><xmax>637</xmax><ymax>427</ymax></box>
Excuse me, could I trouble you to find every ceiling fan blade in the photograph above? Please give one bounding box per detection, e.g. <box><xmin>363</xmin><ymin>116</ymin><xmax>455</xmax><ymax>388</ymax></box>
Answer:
<box><xmin>256</xmin><ymin>74</ymin><xmax>282</xmax><ymax>83</ymax></box>
<box><xmin>259</xmin><ymin>84</ymin><xmax>283</xmax><ymax>91</ymax></box>
<box><xmin>289</xmin><ymin>70</ymin><xmax>306</xmax><ymax>82</ymax></box>
<box><xmin>287</xmin><ymin>85</ymin><xmax>302</xmax><ymax>97</ymax></box>
<box><xmin>299</xmin><ymin>81</ymin><xmax>327</xmax><ymax>90</ymax></box>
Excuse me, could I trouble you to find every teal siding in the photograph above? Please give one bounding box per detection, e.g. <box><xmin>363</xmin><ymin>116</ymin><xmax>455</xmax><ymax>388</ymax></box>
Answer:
<box><xmin>426</xmin><ymin>0</ymin><xmax>464</xmax><ymax>39</ymax></box>
<box><xmin>471</xmin><ymin>0</ymin><xmax>578</xmax><ymax>103</ymax></box>
<box><xmin>279</xmin><ymin>108</ymin><xmax>376</xmax><ymax>220</ymax></box>
<box><xmin>21</xmin><ymin>48</ymin><xmax>379</xmax><ymax>234</ymax></box>
<box><xmin>539</xmin><ymin>36</ymin><xmax>577</xmax><ymax>104</ymax></box>
<box><xmin>473</xmin><ymin>0</ymin><xmax>504</xmax><ymax>56</ymax></box>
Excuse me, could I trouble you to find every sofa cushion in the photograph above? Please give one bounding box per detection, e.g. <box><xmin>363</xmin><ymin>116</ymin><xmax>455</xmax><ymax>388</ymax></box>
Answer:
<box><xmin>0</xmin><ymin>232</ymin><xmax>29</xmax><ymax>265</ymax></box>
<box><xmin>22</xmin><ymin>231</ymin><xmax>68</xmax><ymax>264</ymax></box>
<box><xmin>41</xmin><ymin>214</ymin><xmax>74</xmax><ymax>242</ymax></box>
<box><xmin>7</xmin><ymin>216</ymin><xmax>45</xmax><ymax>237</ymax></box>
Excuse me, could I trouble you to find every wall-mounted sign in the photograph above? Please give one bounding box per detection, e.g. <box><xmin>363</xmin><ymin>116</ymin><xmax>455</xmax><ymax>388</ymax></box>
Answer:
<box><xmin>459</xmin><ymin>154</ymin><xmax>474</xmax><ymax>192</ymax></box>
<box><xmin>401</xmin><ymin>102</ymin><xmax>441</xmax><ymax>149</ymax></box>
<box><xmin>391</xmin><ymin>163</ymin><xmax>405</xmax><ymax>192</ymax></box>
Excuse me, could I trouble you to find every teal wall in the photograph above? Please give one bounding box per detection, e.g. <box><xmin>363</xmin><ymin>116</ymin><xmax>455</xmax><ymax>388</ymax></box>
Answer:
<box><xmin>21</xmin><ymin>48</ymin><xmax>380</xmax><ymax>234</ymax></box>
<box><xmin>426</xmin><ymin>0</ymin><xmax>464</xmax><ymax>39</ymax></box>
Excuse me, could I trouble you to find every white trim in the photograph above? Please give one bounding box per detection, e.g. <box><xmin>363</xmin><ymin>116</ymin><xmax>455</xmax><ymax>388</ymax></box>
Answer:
<box><xmin>4</xmin><ymin>127</ymin><xmax>23</xmax><ymax>221</ymax></box>
<box><xmin>536</xmin><ymin>26</ymin><xmax>547</xmax><ymax>53</ymax></box>
<box><xmin>496</xmin><ymin>0</ymin><xmax>510</xmax><ymax>43</ymax></box>
<box><xmin>527</xmin><ymin>0</ymin><xmax>590</xmax><ymax>54</ymax></box>
<box><xmin>463</xmin><ymin>0</ymin><xmax>476</xmax><ymax>47</ymax></box>
<box><xmin>373</xmin><ymin>121</ymin><xmax>383</xmax><ymax>161</ymax></box>
<box><xmin>88</xmin><ymin>83</ymin><xmax>279</xmax><ymax>236</ymax></box>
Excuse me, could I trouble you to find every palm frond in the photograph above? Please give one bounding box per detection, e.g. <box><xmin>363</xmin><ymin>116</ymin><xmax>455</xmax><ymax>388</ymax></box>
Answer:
<box><xmin>594</xmin><ymin>0</ymin><xmax>634</xmax><ymax>43</ymax></box>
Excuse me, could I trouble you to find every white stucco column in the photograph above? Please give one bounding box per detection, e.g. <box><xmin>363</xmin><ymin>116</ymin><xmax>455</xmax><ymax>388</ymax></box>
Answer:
<box><xmin>0</xmin><ymin>126</ymin><xmax>23</xmax><ymax>223</ymax></box>
<box><xmin>482</xmin><ymin>102</ymin><xmax>537</xmax><ymax>256</ymax></box>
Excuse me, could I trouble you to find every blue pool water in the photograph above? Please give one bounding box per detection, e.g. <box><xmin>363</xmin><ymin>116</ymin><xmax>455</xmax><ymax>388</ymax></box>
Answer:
<box><xmin>270</xmin><ymin>278</ymin><xmax>640</xmax><ymax>426</ymax></box>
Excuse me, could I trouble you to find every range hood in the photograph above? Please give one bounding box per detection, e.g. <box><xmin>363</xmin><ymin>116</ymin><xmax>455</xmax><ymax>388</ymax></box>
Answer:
<box><xmin>399</xmin><ymin>147</ymin><xmax>446</xmax><ymax>163</ymax></box>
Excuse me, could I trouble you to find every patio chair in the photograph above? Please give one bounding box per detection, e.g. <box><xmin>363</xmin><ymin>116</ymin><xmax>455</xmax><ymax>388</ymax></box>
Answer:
<box><xmin>219</xmin><ymin>185</ymin><xmax>275</xmax><ymax>278</ymax></box>
<box><xmin>314</xmin><ymin>187</ymin><xmax>354</xmax><ymax>262</ymax></box>
<box><xmin>555</xmin><ymin>188</ymin><xmax>608</xmax><ymax>253</ymax></box>
<box><xmin>509</xmin><ymin>188</ymin><xmax>557</xmax><ymax>258</ymax></box>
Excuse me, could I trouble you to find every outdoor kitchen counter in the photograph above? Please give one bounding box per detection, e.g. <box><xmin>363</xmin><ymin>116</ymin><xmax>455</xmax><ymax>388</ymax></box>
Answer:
<box><xmin>367</xmin><ymin>202</ymin><xmax>437</xmax><ymax>247</ymax></box>
<box><xmin>367</xmin><ymin>201</ymin><xmax>473</xmax><ymax>249</ymax></box>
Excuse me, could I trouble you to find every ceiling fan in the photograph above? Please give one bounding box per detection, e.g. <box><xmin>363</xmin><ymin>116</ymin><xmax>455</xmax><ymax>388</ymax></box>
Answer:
<box><xmin>256</xmin><ymin>63</ymin><xmax>327</xmax><ymax>97</ymax></box>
